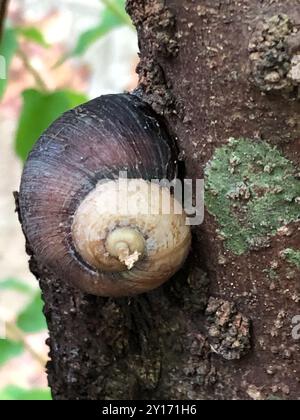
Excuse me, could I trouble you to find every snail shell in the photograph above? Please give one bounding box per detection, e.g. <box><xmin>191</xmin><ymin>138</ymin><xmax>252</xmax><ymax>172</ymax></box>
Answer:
<box><xmin>19</xmin><ymin>94</ymin><xmax>191</xmax><ymax>297</ymax></box>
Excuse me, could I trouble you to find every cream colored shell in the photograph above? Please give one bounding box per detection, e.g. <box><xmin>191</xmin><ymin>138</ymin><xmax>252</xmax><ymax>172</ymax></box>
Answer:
<box><xmin>72</xmin><ymin>179</ymin><xmax>191</xmax><ymax>287</ymax></box>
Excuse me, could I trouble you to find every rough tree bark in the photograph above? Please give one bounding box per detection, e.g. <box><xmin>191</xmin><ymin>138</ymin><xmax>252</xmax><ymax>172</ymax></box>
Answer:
<box><xmin>17</xmin><ymin>0</ymin><xmax>300</xmax><ymax>400</ymax></box>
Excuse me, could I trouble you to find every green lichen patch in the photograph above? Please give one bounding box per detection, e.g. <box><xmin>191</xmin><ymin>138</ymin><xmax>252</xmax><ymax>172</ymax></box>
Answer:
<box><xmin>263</xmin><ymin>268</ymin><xmax>279</xmax><ymax>281</ymax></box>
<box><xmin>281</xmin><ymin>248</ymin><xmax>300</xmax><ymax>269</ymax></box>
<box><xmin>205</xmin><ymin>138</ymin><xmax>300</xmax><ymax>255</ymax></box>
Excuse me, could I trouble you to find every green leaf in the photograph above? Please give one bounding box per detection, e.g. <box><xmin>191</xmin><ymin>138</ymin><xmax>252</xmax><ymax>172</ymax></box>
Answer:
<box><xmin>17</xmin><ymin>27</ymin><xmax>49</xmax><ymax>48</ymax></box>
<box><xmin>0</xmin><ymin>385</ymin><xmax>52</xmax><ymax>400</ymax></box>
<box><xmin>0</xmin><ymin>340</ymin><xmax>24</xmax><ymax>367</ymax></box>
<box><xmin>73</xmin><ymin>0</ymin><xmax>131</xmax><ymax>56</ymax></box>
<box><xmin>100</xmin><ymin>0</ymin><xmax>132</xmax><ymax>26</ymax></box>
<box><xmin>0</xmin><ymin>278</ymin><xmax>33</xmax><ymax>294</ymax></box>
<box><xmin>0</xmin><ymin>27</ymin><xmax>18</xmax><ymax>99</ymax></box>
<box><xmin>17</xmin><ymin>292</ymin><xmax>47</xmax><ymax>333</ymax></box>
<box><xmin>15</xmin><ymin>89</ymin><xmax>88</xmax><ymax>161</ymax></box>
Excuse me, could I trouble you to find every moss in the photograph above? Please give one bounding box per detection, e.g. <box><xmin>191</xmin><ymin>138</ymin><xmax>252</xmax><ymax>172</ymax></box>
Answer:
<box><xmin>205</xmin><ymin>138</ymin><xmax>300</xmax><ymax>255</ymax></box>
<box><xmin>263</xmin><ymin>268</ymin><xmax>279</xmax><ymax>281</ymax></box>
<box><xmin>281</xmin><ymin>248</ymin><xmax>300</xmax><ymax>269</ymax></box>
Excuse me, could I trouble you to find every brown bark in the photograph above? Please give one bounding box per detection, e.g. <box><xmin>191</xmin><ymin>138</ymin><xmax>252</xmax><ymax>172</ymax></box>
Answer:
<box><xmin>18</xmin><ymin>0</ymin><xmax>300</xmax><ymax>400</ymax></box>
<box><xmin>126</xmin><ymin>0</ymin><xmax>300</xmax><ymax>400</ymax></box>
<box><xmin>0</xmin><ymin>0</ymin><xmax>8</xmax><ymax>41</ymax></box>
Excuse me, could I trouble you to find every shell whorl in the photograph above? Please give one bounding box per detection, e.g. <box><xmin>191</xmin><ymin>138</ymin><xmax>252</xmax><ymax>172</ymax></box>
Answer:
<box><xmin>19</xmin><ymin>94</ymin><xmax>191</xmax><ymax>297</ymax></box>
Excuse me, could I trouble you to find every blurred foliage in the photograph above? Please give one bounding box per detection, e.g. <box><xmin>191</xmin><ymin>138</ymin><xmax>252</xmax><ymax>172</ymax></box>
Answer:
<box><xmin>0</xmin><ymin>278</ymin><xmax>32</xmax><ymax>293</ymax></box>
<box><xmin>16</xmin><ymin>27</ymin><xmax>49</xmax><ymax>48</ymax></box>
<box><xmin>0</xmin><ymin>385</ymin><xmax>51</xmax><ymax>400</ymax></box>
<box><xmin>0</xmin><ymin>0</ymin><xmax>133</xmax><ymax>400</ymax></box>
<box><xmin>15</xmin><ymin>89</ymin><xmax>88</xmax><ymax>161</ymax></box>
<box><xmin>0</xmin><ymin>27</ymin><xmax>18</xmax><ymax>98</ymax></box>
<box><xmin>0</xmin><ymin>280</ymin><xmax>46</xmax><ymax>354</ymax></box>
<box><xmin>73</xmin><ymin>0</ymin><xmax>132</xmax><ymax>56</ymax></box>
<box><xmin>0</xmin><ymin>340</ymin><xmax>24</xmax><ymax>367</ymax></box>
<box><xmin>0</xmin><ymin>278</ymin><xmax>50</xmax><ymax>398</ymax></box>
<box><xmin>0</xmin><ymin>0</ymin><xmax>132</xmax><ymax>162</ymax></box>
<box><xmin>17</xmin><ymin>292</ymin><xmax>47</xmax><ymax>333</ymax></box>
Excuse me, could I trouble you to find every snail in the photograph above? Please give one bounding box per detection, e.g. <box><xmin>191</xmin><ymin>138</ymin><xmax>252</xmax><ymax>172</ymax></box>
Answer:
<box><xmin>18</xmin><ymin>94</ymin><xmax>191</xmax><ymax>297</ymax></box>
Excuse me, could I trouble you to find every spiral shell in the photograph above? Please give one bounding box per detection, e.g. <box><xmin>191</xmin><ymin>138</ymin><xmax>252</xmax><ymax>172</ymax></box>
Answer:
<box><xmin>19</xmin><ymin>94</ymin><xmax>191</xmax><ymax>297</ymax></box>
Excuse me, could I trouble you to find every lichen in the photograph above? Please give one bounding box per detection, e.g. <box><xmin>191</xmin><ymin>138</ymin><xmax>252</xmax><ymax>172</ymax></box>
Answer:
<box><xmin>263</xmin><ymin>267</ymin><xmax>279</xmax><ymax>281</ymax></box>
<box><xmin>205</xmin><ymin>138</ymin><xmax>300</xmax><ymax>255</ymax></box>
<box><xmin>281</xmin><ymin>248</ymin><xmax>300</xmax><ymax>269</ymax></box>
<box><xmin>205</xmin><ymin>297</ymin><xmax>251</xmax><ymax>361</ymax></box>
<box><xmin>248</xmin><ymin>14</ymin><xmax>300</xmax><ymax>98</ymax></box>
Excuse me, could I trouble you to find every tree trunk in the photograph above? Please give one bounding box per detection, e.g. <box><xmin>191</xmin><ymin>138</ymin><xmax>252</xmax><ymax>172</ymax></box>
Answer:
<box><xmin>0</xmin><ymin>0</ymin><xmax>9</xmax><ymax>40</ymax></box>
<box><xmin>17</xmin><ymin>0</ymin><xmax>300</xmax><ymax>400</ymax></box>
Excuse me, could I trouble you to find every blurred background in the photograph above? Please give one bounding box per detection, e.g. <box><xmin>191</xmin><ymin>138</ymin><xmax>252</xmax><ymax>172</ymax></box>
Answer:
<box><xmin>0</xmin><ymin>0</ymin><xmax>138</xmax><ymax>400</ymax></box>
